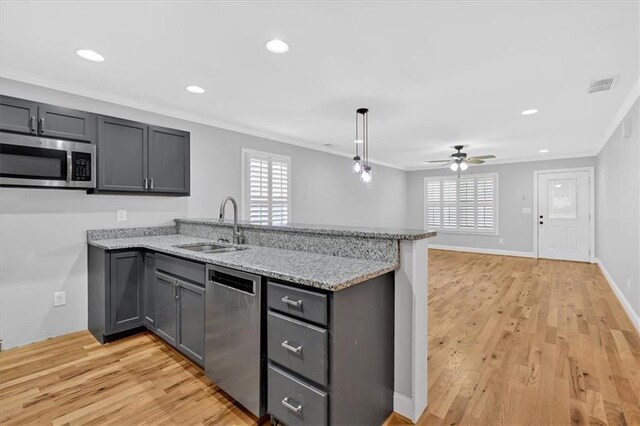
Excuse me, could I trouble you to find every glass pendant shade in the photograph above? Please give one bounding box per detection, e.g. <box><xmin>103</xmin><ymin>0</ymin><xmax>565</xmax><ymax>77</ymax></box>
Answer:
<box><xmin>450</xmin><ymin>162</ymin><xmax>459</xmax><ymax>171</ymax></box>
<box><xmin>361</xmin><ymin>165</ymin><xmax>372</xmax><ymax>183</ymax></box>
<box><xmin>459</xmin><ymin>162</ymin><xmax>468</xmax><ymax>171</ymax></box>
<box><xmin>353</xmin><ymin>156</ymin><xmax>362</xmax><ymax>173</ymax></box>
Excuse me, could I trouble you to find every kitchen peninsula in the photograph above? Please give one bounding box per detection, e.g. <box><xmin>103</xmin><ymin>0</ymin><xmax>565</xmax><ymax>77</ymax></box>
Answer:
<box><xmin>87</xmin><ymin>219</ymin><xmax>435</xmax><ymax>424</ymax></box>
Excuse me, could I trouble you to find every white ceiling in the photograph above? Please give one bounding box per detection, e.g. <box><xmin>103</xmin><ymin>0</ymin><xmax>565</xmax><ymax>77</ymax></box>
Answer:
<box><xmin>1</xmin><ymin>1</ymin><xmax>638</xmax><ymax>170</ymax></box>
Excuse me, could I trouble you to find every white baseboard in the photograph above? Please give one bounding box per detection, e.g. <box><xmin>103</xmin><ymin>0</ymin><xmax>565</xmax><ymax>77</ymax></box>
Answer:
<box><xmin>393</xmin><ymin>392</ymin><xmax>416</xmax><ymax>423</ymax></box>
<box><xmin>595</xmin><ymin>258</ymin><xmax>640</xmax><ymax>335</ymax></box>
<box><xmin>429</xmin><ymin>244</ymin><xmax>535</xmax><ymax>259</ymax></box>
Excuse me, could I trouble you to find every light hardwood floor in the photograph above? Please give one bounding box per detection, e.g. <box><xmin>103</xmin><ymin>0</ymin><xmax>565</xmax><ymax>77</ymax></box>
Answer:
<box><xmin>1</xmin><ymin>250</ymin><xmax>639</xmax><ymax>425</ymax></box>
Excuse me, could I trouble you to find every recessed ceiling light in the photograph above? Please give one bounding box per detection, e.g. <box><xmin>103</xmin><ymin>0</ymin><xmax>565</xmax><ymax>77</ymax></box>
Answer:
<box><xmin>76</xmin><ymin>49</ymin><xmax>104</xmax><ymax>62</ymax></box>
<box><xmin>186</xmin><ymin>85</ymin><xmax>205</xmax><ymax>94</ymax></box>
<box><xmin>539</xmin><ymin>149</ymin><xmax>549</xmax><ymax>153</ymax></box>
<box><xmin>521</xmin><ymin>109</ymin><xmax>539</xmax><ymax>115</ymax></box>
<box><xmin>265</xmin><ymin>39</ymin><xmax>290</xmax><ymax>54</ymax></box>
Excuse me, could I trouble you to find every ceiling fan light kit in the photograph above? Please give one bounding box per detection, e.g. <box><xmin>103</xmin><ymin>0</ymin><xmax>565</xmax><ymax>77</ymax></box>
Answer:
<box><xmin>352</xmin><ymin>108</ymin><xmax>371</xmax><ymax>185</ymax></box>
<box><xmin>427</xmin><ymin>145</ymin><xmax>496</xmax><ymax>176</ymax></box>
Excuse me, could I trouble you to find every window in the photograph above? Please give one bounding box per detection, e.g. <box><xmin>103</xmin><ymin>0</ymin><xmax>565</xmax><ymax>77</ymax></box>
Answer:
<box><xmin>242</xmin><ymin>149</ymin><xmax>291</xmax><ymax>225</ymax></box>
<box><xmin>424</xmin><ymin>173</ymin><xmax>498</xmax><ymax>234</ymax></box>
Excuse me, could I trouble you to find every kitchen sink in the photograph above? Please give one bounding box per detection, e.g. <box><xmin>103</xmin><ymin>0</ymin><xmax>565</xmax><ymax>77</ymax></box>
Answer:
<box><xmin>176</xmin><ymin>243</ymin><xmax>248</xmax><ymax>254</ymax></box>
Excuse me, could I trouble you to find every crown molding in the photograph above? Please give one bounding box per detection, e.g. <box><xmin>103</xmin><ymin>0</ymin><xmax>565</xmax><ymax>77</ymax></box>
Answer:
<box><xmin>600</xmin><ymin>76</ymin><xmax>640</xmax><ymax>153</ymax></box>
<box><xmin>0</xmin><ymin>67</ymin><xmax>406</xmax><ymax>171</ymax></box>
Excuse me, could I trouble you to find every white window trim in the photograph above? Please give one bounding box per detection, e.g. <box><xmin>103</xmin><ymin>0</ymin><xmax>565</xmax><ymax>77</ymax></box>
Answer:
<box><xmin>241</xmin><ymin>148</ymin><xmax>292</xmax><ymax>224</ymax></box>
<box><xmin>424</xmin><ymin>172</ymin><xmax>499</xmax><ymax>236</ymax></box>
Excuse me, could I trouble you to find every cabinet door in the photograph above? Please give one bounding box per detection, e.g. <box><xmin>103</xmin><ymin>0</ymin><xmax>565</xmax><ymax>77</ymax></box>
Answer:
<box><xmin>143</xmin><ymin>253</ymin><xmax>156</xmax><ymax>329</ymax></box>
<box><xmin>0</xmin><ymin>96</ymin><xmax>37</xmax><ymax>135</ymax></box>
<box><xmin>97</xmin><ymin>116</ymin><xmax>148</xmax><ymax>192</ymax></box>
<box><xmin>38</xmin><ymin>104</ymin><xmax>96</xmax><ymax>142</ymax></box>
<box><xmin>177</xmin><ymin>280</ymin><xmax>205</xmax><ymax>365</ymax></box>
<box><xmin>109</xmin><ymin>251</ymin><xmax>143</xmax><ymax>333</ymax></box>
<box><xmin>155</xmin><ymin>271</ymin><xmax>178</xmax><ymax>346</ymax></box>
<box><xmin>147</xmin><ymin>126</ymin><xmax>190</xmax><ymax>194</ymax></box>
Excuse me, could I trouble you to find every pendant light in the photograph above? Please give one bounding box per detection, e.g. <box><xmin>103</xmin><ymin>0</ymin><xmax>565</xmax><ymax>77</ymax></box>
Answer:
<box><xmin>353</xmin><ymin>108</ymin><xmax>371</xmax><ymax>184</ymax></box>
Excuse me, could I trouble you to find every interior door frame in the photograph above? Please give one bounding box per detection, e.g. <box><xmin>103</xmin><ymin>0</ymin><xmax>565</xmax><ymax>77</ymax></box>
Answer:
<box><xmin>532</xmin><ymin>166</ymin><xmax>595</xmax><ymax>263</ymax></box>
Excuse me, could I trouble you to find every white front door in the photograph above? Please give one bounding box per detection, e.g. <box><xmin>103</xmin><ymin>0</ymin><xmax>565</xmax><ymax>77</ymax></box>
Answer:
<box><xmin>537</xmin><ymin>170</ymin><xmax>591</xmax><ymax>262</ymax></box>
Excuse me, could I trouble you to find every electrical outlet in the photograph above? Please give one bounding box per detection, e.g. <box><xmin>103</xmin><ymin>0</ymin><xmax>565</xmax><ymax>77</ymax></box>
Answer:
<box><xmin>54</xmin><ymin>291</ymin><xmax>66</xmax><ymax>307</ymax></box>
<box><xmin>117</xmin><ymin>209</ymin><xmax>127</xmax><ymax>221</ymax></box>
<box><xmin>498</xmin><ymin>238</ymin><xmax>504</xmax><ymax>244</ymax></box>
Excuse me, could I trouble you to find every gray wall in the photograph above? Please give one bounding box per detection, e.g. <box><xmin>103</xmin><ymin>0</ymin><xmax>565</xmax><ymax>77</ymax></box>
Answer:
<box><xmin>406</xmin><ymin>157</ymin><xmax>596</xmax><ymax>253</ymax></box>
<box><xmin>0</xmin><ymin>78</ymin><xmax>408</xmax><ymax>349</ymax></box>
<box><xmin>596</xmin><ymin>98</ymin><xmax>639</xmax><ymax>317</ymax></box>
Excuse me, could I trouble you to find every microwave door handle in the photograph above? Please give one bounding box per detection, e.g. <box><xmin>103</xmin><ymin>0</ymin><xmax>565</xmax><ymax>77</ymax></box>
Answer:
<box><xmin>67</xmin><ymin>152</ymin><xmax>72</xmax><ymax>182</ymax></box>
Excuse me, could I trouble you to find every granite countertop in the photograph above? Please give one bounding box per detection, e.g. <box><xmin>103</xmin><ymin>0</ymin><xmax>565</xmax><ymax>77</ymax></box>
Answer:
<box><xmin>88</xmin><ymin>234</ymin><xmax>398</xmax><ymax>291</ymax></box>
<box><xmin>176</xmin><ymin>218</ymin><xmax>437</xmax><ymax>241</ymax></box>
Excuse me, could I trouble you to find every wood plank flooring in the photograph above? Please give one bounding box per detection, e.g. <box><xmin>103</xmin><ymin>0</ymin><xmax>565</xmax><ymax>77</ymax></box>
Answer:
<box><xmin>1</xmin><ymin>250</ymin><xmax>639</xmax><ymax>425</ymax></box>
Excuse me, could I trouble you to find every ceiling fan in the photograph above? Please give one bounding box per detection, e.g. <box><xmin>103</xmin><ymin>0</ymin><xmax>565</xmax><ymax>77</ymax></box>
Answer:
<box><xmin>425</xmin><ymin>145</ymin><xmax>496</xmax><ymax>172</ymax></box>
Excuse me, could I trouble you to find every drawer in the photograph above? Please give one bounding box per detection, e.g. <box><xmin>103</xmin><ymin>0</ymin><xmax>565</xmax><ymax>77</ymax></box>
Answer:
<box><xmin>268</xmin><ymin>311</ymin><xmax>328</xmax><ymax>386</ymax></box>
<box><xmin>268</xmin><ymin>364</ymin><xmax>327</xmax><ymax>426</ymax></box>
<box><xmin>267</xmin><ymin>281</ymin><xmax>328</xmax><ymax>326</ymax></box>
<box><xmin>155</xmin><ymin>253</ymin><xmax>205</xmax><ymax>285</ymax></box>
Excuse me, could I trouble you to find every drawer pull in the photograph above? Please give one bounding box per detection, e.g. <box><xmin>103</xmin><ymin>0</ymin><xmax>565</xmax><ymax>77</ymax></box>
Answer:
<box><xmin>281</xmin><ymin>340</ymin><xmax>303</xmax><ymax>354</ymax></box>
<box><xmin>282</xmin><ymin>296</ymin><xmax>303</xmax><ymax>307</ymax></box>
<box><xmin>282</xmin><ymin>397</ymin><xmax>303</xmax><ymax>414</ymax></box>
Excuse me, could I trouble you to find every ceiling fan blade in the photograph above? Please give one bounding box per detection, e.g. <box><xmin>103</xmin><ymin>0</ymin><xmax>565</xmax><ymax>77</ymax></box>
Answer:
<box><xmin>424</xmin><ymin>159</ymin><xmax>452</xmax><ymax>163</ymax></box>
<box><xmin>440</xmin><ymin>161</ymin><xmax>454</xmax><ymax>167</ymax></box>
<box><xmin>466</xmin><ymin>159</ymin><xmax>485</xmax><ymax>164</ymax></box>
<box><xmin>468</xmin><ymin>155</ymin><xmax>496</xmax><ymax>160</ymax></box>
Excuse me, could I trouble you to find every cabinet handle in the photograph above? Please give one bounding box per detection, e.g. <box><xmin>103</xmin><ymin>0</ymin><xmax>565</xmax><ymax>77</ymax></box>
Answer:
<box><xmin>149</xmin><ymin>178</ymin><xmax>154</xmax><ymax>190</ymax></box>
<box><xmin>281</xmin><ymin>296</ymin><xmax>303</xmax><ymax>308</ymax></box>
<box><xmin>38</xmin><ymin>117</ymin><xmax>44</xmax><ymax>133</ymax></box>
<box><xmin>281</xmin><ymin>397</ymin><xmax>302</xmax><ymax>414</ymax></box>
<box><xmin>281</xmin><ymin>340</ymin><xmax>302</xmax><ymax>354</ymax></box>
<box><xmin>30</xmin><ymin>116</ymin><xmax>36</xmax><ymax>133</ymax></box>
<box><xmin>143</xmin><ymin>178</ymin><xmax>148</xmax><ymax>190</ymax></box>
<box><xmin>174</xmin><ymin>282</ymin><xmax>179</xmax><ymax>299</ymax></box>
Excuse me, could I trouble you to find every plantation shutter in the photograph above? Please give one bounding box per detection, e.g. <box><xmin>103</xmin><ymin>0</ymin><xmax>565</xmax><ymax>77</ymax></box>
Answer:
<box><xmin>424</xmin><ymin>173</ymin><xmax>498</xmax><ymax>233</ymax></box>
<box><xmin>245</xmin><ymin>151</ymin><xmax>290</xmax><ymax>226</ymax></box>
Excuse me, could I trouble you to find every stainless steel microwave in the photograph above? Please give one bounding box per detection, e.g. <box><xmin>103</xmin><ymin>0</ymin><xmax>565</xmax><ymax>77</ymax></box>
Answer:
<box><xmin>0</xmin><ymin>133</ymin><xmax>96</xmax><ymax>189</ymax></box>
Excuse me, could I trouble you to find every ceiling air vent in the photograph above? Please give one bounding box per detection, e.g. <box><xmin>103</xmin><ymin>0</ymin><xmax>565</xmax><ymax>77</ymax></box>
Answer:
<box><xmin>589</xmin><ymin>77</ymin><xmax>616</xmax><ymax>93</ymax></box>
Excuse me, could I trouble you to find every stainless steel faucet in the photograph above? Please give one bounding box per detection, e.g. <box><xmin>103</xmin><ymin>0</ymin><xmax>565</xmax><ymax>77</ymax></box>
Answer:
<box><xmin>219</xmin><ymin>196</ymin><xmax>245</xmax><ymax>244</ymax></box>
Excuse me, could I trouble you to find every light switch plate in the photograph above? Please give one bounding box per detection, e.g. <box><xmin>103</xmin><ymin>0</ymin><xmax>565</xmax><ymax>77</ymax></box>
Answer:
<box><xmin>117</xmin><ymin>209</ymin><xmax>127</xmax><ymax>221</ymax></box>
<box><xmin>54</xmin><ymin>291</ymin><xmax>66</xmax><ymax>307</ymax></box>
<box><xmin>522</xmin><ymin>207</ymin><xmax>532</xmax><ymax>214</ymax></box>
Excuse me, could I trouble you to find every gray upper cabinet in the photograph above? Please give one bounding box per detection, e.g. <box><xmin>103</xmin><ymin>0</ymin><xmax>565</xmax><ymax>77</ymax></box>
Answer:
<box><xmin>109</xmin><ymin>251</ymin><xmax>143</xmax><ymax>333</ymax></box>
<box><xmin>0</xmin><ymin>96</ymin><xmax>37</xmax><ymax>135</ymax></box>
<box><xmin>0</xmin><ymin>95</ymin><xmax>96</xmax><ymax>141</ymax></box>
<box><xmin>97</xmin><ymin>116</ymin><xmax>148</xmax><ymax>192</ymax></box>
<box><xmin>37</xmin><ymin>104</ymin><xmax>96</xmax><ymax>142</ymax></box>
<box><xmin>155</xmin><ymin>270</ymin><xmax>178</xmax><ymax>346</ymax></box>
<box><xmin>148</xmin><ymin>126</ymin><xmax>190</xmax><ymax>194</ymax></box>
<box><xmin>95</xmin><ymin>119</ymin><xmax>190</xmax><ymax>196</ymax></box>
<box><xmin>176</xmin><ymin>280</ymin><xmax>205</xmax><ymax>365</ymax></box>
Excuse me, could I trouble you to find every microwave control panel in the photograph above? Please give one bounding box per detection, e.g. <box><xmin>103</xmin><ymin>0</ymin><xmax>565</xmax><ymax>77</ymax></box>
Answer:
<box><xmin>72</xmin><ymin>152</ymin><xmax>92</xmax><ymax>181</ymax></box>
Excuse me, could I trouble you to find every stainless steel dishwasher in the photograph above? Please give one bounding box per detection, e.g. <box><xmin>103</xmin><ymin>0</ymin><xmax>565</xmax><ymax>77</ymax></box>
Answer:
<box><xmin>205</xmin><ymin>265</ymin><xmax>265</xmax><ymax>417</ymax></box>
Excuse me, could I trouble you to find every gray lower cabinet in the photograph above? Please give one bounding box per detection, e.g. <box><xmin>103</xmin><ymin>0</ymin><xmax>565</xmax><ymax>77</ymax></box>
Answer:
<box><xmin>267</xmin><ymin>273</ymin><xmax>395</xmax><ymax>426</ymax></box>
<box><xmin>89</xmin><ymin>248</ymin><xmax>204</xmax><ymax>368</ymax></box>
<box><xmin>143</xmin><ymin>253</ymin><xmax>157</xmax><ymax>328</ymax></box>
<box><xmin>176</xmin><ymin>280</ymin><xmax>205</xmax><ymax>365</ymax></box>
<box><xmin>88</xmin><ymin>246</ymin><xmax>144</xmax><ymax>343</ymax></box>
<box><xmin>150</xmin><ymin>256</ymin><xmax>205</xmax><ymax>366</ymax></box>
<box><xmin>0</xmin><ymin>95</ymin><xmax>96</xmax><ymax>141</ymax></box>
<box><xmin>154</xmin><ymin>271</ymin><xmax>178</xmax><ymax>346</ymax></box>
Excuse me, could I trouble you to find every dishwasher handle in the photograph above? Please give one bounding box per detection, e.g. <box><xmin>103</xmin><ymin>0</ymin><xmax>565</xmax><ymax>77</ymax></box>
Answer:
<box><xmin>208</xmin><ymin>266</ymin><xmax>259</xmax><ymax>295</ymax></box>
